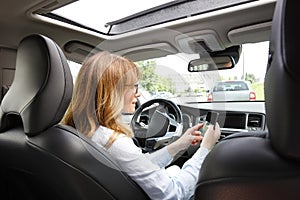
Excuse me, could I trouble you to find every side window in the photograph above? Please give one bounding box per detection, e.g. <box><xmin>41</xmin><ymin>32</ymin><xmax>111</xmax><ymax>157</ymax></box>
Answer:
<box><xmin>67</xmin><ymin>60</ymin><xmax>81</xmax><ymax>83</ymax></box>
<box><xmin>0</xmin><ymin>48</ymin><xmax>17</xmax><ymax>102</ymax></box>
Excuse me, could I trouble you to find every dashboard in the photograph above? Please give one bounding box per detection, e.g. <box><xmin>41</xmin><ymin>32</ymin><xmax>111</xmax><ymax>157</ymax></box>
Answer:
<box><xmin>179</xmin><ymin>101</ymin><xmax>266</xmax><ymax>138</ymax></box>
<box><xmin>170</xmin><ymin>101</ymin><xmax>267</xmax><ymax>166</ymax></box>
<box><xmin>199</xmin><ymin>111</ymin><xmax>265</xmax><ymax>136</ymax></box>
<box><xmin>133</xmin><ymin>99</ymin><xmax>267</xmax><ymax>166</ymax></box>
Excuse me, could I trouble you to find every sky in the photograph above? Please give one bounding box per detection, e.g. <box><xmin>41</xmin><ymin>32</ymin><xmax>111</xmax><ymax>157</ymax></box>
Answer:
<box><xmin>53</xmin><ymin>0</ymin><xmax>174</xmax><ymax>33</ymax></box>
<box><xmin>230</xmin><ymin>41</ymin><xmax>269</xmax><ymax>81</ymax></box>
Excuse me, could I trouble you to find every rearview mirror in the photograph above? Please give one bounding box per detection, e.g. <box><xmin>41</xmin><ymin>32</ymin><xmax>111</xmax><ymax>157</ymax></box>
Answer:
<box><xmin>188</xmin><ymin>55</ymin><xmax>234</xmax><ymax>72</ymax></box>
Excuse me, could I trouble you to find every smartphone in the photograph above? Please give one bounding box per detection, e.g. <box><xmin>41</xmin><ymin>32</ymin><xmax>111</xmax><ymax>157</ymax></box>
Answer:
<box><xmin>208</xmin><ymin>111</ymin><xmax>219</xmax><ymax>128</ymax></box>
<box><xmin>200</xmin><ymin>111</ymin><xmax>219</xmax><ymax>136</ymax></box>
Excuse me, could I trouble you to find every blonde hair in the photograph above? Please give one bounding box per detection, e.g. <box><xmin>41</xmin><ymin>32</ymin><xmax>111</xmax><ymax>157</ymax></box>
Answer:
<box><xmin>61</xmin><ymin>51</ymin><xmax>140</xmax><ymax>148</ymax></box>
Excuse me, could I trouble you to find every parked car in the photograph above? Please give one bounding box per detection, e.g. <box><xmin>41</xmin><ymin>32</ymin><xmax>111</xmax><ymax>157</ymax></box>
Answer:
<box><xmin>207</xmin><ymin>80</ymin><xmax>256</xmax><ymax>101</ymax></box>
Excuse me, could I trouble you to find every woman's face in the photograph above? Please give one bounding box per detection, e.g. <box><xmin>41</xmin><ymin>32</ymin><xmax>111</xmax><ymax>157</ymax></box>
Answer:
<box><xmin>123</xmin><ymin>84</ymin><xmax>141</xmax><ymax>113</ymax></box>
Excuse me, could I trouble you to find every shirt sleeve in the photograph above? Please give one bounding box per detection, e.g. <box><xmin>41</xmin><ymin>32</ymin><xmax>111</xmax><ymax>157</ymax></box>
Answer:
<box><xmin>144</xmin><ymin>147</ymin><xmax>173</xmax><ymax>168</ymax></box>
<box><xmin>105</xmin><ymin>135</ymin><xmax>210</xmax><ymax>200</ymax></box>
<box><xmin>172</xmin><ymin>147</ymin><xmax>210</xmax><ymax>199</ymax></box>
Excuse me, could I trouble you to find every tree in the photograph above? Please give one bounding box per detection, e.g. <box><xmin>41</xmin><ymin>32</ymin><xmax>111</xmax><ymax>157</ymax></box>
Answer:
<box><xmin>245</xmin><ymin>73</ymin><xmax>257</xmax><ymax>83</ymax></box>
<box><xmin>136</xmin><ymin>60</ymin><xmax>175</xmax><ymax>94</ymax></box>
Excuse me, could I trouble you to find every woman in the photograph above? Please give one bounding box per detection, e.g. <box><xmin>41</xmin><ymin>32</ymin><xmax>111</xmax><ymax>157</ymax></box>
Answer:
<box><xmin>61</xmin><ymin>51</ymin><xmax>220</xmax><ymax>200</ymax></box>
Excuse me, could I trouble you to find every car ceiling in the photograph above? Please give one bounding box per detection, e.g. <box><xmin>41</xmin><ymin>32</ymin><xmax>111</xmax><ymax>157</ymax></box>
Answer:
<box><xmin>0</xmin><ymin>0</ymin><xmax>276</xmax><ymax>63</ymax></box>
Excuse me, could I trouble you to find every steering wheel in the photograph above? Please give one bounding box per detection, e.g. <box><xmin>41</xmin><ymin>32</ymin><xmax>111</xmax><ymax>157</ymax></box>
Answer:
<box><xmin>131</xmin><ymin>98</ymin><xmax>183</xmax><ymax>152</ymax></box>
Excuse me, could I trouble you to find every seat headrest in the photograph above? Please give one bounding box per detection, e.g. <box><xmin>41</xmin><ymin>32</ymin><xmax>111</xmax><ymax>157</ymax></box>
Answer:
<box><xmin>0</xmin><ymin>34</ymin><xmax>73</xmax><ymax>136</ymax></box>
<box><xmin>265</xmin><ymin>0</ymin><xmax>300</xmax><ymax>160</ymax></box>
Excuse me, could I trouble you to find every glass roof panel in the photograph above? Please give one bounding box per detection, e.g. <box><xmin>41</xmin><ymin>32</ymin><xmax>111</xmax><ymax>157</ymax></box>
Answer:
<box><xmin>51</xmin><ymin>0</ymin><xmax>256</xmax><ymax>35</ymax></box>
<box><xmin>52</xmin><ymin>0</ymin><xmax>175</xmax><ymax>33</ymax></box>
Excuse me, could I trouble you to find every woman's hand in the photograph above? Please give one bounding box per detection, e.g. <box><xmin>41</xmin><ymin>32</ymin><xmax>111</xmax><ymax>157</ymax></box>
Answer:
<box><xmin>167</xmin><ymin>123</ymin><xmax>204</xmax><ymax>157</ymax></box>
<box><xmin>200</xmin><ymin>122</ymin><xmax>221</xmax><ymax>150</ymax></box>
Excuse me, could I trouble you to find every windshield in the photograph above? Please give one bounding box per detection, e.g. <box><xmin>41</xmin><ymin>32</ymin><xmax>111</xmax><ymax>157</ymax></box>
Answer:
<box><xmin>68</xmin><ymin>41</ymin><xmax>268</xmax><ymax>105</ymax></box>
<box><xmin>135</xmin><ymin>41</ymin><xmax>268</xmax><ymax>104</ymax></box>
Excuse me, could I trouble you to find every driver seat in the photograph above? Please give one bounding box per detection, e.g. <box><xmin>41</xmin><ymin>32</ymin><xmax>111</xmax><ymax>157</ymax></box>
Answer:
<box><xmin>0</xmin><ymin>34</ymin><xmax>149</xmax><ymax>199</ymax></box>
<box><xmin>194</xmin><ymin>0</ymin><xmax>300</xmax><ymax>199</ymax></box>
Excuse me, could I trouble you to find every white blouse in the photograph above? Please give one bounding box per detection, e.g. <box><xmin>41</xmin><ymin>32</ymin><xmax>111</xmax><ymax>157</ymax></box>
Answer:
<box><xmin>91</xmin><ymin>125</ymin><xmax>209</xmax><ymax>200</ymax></box>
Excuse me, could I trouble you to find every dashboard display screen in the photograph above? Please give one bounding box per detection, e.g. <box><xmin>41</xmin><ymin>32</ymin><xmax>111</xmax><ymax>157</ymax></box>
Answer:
<box><xmin>207</xmin><ymin>112</ymin><xmax>246</xmax><ymax>129</ymax></box>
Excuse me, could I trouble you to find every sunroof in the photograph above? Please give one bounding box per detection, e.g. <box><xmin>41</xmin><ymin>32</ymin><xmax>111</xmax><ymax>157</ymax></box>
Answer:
<box><xmin>52</xmin><ymin>0</ymin><xmax>175</xmax><ymax>34</ymax></box>
<box><xmin>51</xmin><ymin>0</ymin><xmax>255</xmax><ymax>35</ymax></box>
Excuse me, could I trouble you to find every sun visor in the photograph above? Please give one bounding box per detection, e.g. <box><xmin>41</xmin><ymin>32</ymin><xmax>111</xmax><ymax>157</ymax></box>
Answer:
<box><xmin>228</xmin><ymin>22</ymin><xmax>272</xmax><ymax>44</ymax></box>
<box><xmin>64</xmin><ymin>41</ymin><xmax>178</xmax><ymax>62</ymax></box>
<box><xmin>115</xmin><ymin>42</ymin><xmax>178</xmax><ymax>61</ymax></box>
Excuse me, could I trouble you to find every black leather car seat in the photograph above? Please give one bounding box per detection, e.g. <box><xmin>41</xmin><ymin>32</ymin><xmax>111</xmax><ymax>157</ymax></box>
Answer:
<box><xmin>0</xmin><ymin>34</ymin><xmax>149</xmax><ymax>200</ymax></box>
<box><xmin>194</xmin><ymin>0</ymin><xmax>300</xmax><ymax>199</ymax></box>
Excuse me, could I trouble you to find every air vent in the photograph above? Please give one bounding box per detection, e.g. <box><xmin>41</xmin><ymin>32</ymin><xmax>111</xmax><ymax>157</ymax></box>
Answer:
<box><xmin>247</xmin><ymin>114</ymin><xmax>264</xmax><ymax>130</ymax></box>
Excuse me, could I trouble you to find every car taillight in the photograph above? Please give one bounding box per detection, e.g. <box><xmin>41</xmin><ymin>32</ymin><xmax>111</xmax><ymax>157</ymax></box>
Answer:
<box><xmin>207</xmin><ymin>93</ymin><xmax>213</xmax><ymax>101</ymax></box>
<box><xmin>249</xmin><ymin>91</ymin><xmax>256</xmax><ymax>101</ymax></box>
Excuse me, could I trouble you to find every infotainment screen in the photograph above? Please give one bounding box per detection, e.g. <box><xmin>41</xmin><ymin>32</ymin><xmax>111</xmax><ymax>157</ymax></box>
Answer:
<box><xmin>206</xmin><ymin>111</ymin><xmax>246</xmax><ymax>129</ymax></box>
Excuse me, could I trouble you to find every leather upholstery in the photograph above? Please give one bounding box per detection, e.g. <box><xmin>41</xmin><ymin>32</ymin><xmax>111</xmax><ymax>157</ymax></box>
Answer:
<box><xmin>0</xmin><ymin>34</ymin><xmax>73</xmax><ymax>135</ymax></box>
<box><xmin>194</xmin><ymin>0</ymin><xmax>300</xmax><ymax>199</ymax></box>
<box><xmin>265</xmin><ymin>0</ymin><xmax>300</xmax><ymax>159</ymax></box>
<box><xmin>0</xmin><ymin>34</ymin><xmax>149</xmax><ymax>200</ymax></box>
